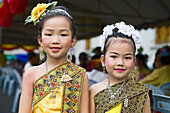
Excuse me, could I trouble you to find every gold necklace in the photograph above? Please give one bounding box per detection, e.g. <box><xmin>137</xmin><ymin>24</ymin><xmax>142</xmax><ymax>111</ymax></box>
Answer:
<box><xmin>45</xmin><ymin>62</ymin><xmax>72</xmax><ymax>104</ymax></box>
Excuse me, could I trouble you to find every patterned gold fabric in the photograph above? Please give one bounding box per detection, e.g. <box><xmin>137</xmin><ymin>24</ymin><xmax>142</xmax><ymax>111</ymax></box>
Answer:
<box><xmin>32</xmin><ymin>62</ymin><xmax>85</xmax><ymax>113</ymax></box>
<box><xmin>94</xmin><ymin>79</ymin><xmax>153</xmax><ymax>113</ymax></box>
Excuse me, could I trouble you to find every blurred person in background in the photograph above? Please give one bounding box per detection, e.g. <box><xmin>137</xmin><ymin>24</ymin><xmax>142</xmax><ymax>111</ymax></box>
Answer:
<box><xmin>88</xmin><ymin>47</ymin><xmax>107</xmax><ymax>84</ymax></box>
<box><xmin>91</xmin><ymin>47</ymin><xmax>102</xmax><ymax>60</ymax></box>
<box><xmin>139</xmin><ymin>45</ymin><xmax>170</xmax><ymax>87</ymax></box>
<box><xmin>78</xmin><ymin>52</ymin><xmax>92</xmax><ymax>71</ymax></box>
<box><xmin>23</xmin><ymin>52</ymin><xmax>39</xmax><ymax>73</ymax></box>
<box><xmin>136</xmin><ymin>47</ymin><xmax>151</xmax><ymax>81</ymax></box>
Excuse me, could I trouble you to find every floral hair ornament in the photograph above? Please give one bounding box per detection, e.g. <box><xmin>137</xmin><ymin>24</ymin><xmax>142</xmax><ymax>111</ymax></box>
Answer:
<box><xmin>25</xmin><ymin>1</ymin><xmax>58</xmax><ymax>25</ymax></box>
<box><xmin>102</xmin><ymin>21</ymin><xmax>142</xmax><ymax>50</ymax></box>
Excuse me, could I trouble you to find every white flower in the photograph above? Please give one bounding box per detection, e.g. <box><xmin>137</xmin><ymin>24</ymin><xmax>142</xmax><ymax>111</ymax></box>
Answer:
<box><xmin>101</xmin><ymin>21</ymin><xmax>142</xmax><ymax>50</ymax></box>
<box><xmin>103</xmin><ymin>24</ymin><xmax>114</xmax><ymax>39</ymax></box>
<box><xmin>102</xmin><ymin>24</ymin><xmax>114</xmax><ymax>51</ymax></box>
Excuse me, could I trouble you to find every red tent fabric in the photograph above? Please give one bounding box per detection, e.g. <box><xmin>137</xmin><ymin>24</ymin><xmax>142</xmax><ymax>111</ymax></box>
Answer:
<box><xmin>0</xmin><ymin>0</ymin><xmax>13</xmax><ymax>27</ymax></box>
<box><xmin>9</xmin><ymin>0</ymin><xmax>28</xmax><ymax>14</ymax></box>
<box><xmin>0</xmin><ymin>0</ymin><xmax>28</xmax><ymax>27</ymax></box>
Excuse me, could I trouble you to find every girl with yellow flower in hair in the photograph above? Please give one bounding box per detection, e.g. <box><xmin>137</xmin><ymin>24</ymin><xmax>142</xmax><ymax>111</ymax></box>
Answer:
<box><xmin>19</xmin><ymin>1</ymin><xmax>89</xmax><ymax>113</ymax></box>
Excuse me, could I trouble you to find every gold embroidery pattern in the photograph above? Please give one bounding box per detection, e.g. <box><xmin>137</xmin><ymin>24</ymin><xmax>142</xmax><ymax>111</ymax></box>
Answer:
<box><xmin>94</xmin><ymin>79</ymin><xmax>153</xmax><ymax>113</ymax></box>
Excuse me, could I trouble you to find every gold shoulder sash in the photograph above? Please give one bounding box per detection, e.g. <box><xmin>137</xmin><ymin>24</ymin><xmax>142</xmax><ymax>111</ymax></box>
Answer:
<box><xmin>33</xmin><ymin>62</ymin><xmax>85</xmax><ymax>113</ymax></box>
<box><xmin>94</xmin><ymin>79</ymin><xmax>152</xmax><ymax>113</ymax></box>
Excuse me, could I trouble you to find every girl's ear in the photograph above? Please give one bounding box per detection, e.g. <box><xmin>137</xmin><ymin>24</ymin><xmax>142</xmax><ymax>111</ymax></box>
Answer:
<box><xmin>38</xmin><ymin>35</ymin><xmax>42</xmax><ymax>46</ymax></box>
<box><xmin>100</xmin><ymin>55</ymin><xmax>105</xmax><ymax>66</ymax></box>
<box><xmin>71</xmin><ymin>36</ymin><xmax>77</xmax><ymax>47</ymax></box>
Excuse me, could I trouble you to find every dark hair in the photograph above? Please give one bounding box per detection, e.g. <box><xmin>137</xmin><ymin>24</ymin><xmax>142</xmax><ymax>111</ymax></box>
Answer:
<box><xmin>38</xmin><ymin>6</ymin><xmax>76</xmax><ymax>38</ymax></box>
<box><xmin>28</xmin><ymin>52</ymin><xmax>37</xmax><ymax>60</ymax></box>
<box><xmin>79</xmin><ymin>52</ymin><xmax>88</xmax><ymax>68</ymax></box>
<box><xmin>155</xmin><ymin>45</ymin><xmax>170</xmax><ymax>65</ymax></box>
<box><xmin>103</xmin><ymin>27</ymin><xmax>136</xmax><ymax>56</ymax></box>
<box><xmin>136</xmin><ymin>54</ymin><xmax>149</xmax><ymax>69</ymax></box>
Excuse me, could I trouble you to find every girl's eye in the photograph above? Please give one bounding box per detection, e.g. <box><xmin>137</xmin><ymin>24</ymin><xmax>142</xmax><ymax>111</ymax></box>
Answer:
<box><xmin>45</xmin><ymin>34</ymin><xmax>52</xmax><ymax>36</ymax></box>
<box><xmin>111</xmin><ymin>56</ymin><xmax>117</xmax><ymax>58</ymax></box>
<box><xmin>125</xmin><ymin>57</ymin><xmax>132</xmax><ymax>59</ymax></box>
<box><xmin>61</xmin><ymin>34</ymin><xmax>68</xmax><ymax>36</ymax></box>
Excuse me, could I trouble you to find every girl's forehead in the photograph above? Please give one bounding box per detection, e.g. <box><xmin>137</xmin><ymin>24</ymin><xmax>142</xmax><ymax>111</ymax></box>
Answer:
<box><xmin>107</xmin><ymin>38</ymin><xmax>134</xmax><ymax>53</ymax></box>
<box><xmin>43</xmin><ymin>16</ymin><xmax>71</xmax><ymax>29</ymax></box>
<box><xmin>110</xmin><ymin>37</ymin><xmax>133</xmax><ymax>46</ymax></box>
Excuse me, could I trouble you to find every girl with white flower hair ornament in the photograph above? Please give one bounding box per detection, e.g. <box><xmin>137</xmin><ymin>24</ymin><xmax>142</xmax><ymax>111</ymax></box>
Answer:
<box><xmin>90</xmin><ymin>21</ymin><xmax>153</xmax><ymax>113</ymax></box>
<box><xmin>19</xmin><ymin>1</ymin><xmax>89</xmax><ymax>113</ymax></box>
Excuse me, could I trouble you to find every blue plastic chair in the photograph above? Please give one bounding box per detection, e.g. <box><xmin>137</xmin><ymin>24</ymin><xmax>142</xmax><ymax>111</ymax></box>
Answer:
<box><xmin>0</xmin><ymin>67</ymin><xmax>5</xmax><ymax>90</ymax></box>
<box><xmin>8</xmin><ymin>69</ymin><xmax>17</xmax><ymax>96</ymax></box>
<box><xmin>2</xmin><ymin>67</ymin><xmax>11</xmax><ymax>95</ymax></box>
<box><xmin>11</xmin><ymin>69</ymin><xmax>22</xmax><ymax>113</ymax></box>
<box><xmin>152</xmin><ymin>94</ymin><xmax>170</xmax><ymax>113</ymax></box>
<box><xmin>1</xmin><ymin>67</ymin><xmax>16</xmax><ymax>96</ymax></box>
<box><xmin>144</xmin><ymin>84</ymin><xmax>164</xmax><ymax>95</ymax></box>
<box><xmin>160</xmin><ymin>82</ymin><xmax>170</xmax><ymax>96</ymax></box>
<box><xmin>89</xmin><ymin>79</ymin><xmax>97</xmax><ymax>87</ymax></box>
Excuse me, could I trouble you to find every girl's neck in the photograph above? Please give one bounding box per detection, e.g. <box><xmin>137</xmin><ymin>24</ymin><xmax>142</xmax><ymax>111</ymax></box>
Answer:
<box><xmin>45</xmin><ymin>57</ymin><xmax>68</xmax><ymax>70</ymax></box>
<box><xmin>108</xmin><ymin>75</ymin><xmax>127</xmax><ymax>86</ymax></box>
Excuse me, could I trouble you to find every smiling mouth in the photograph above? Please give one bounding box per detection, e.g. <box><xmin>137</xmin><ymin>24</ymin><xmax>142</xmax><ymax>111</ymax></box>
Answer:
<box><xmin>50</xmin><ymin>47</ymin><xmax>61</xmax><ymax>52</ymax></box>
<box><xmin>114</xmin><ymin>68</ymin><xmax>125</xmax><ymax>72</ymax></box>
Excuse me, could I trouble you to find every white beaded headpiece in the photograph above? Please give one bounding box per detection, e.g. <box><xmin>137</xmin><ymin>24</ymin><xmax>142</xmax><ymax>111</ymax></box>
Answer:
<box><xmin>102</xmin><ymin>21</ymin><xmax>141</xmax><ymax>51</ymax></box>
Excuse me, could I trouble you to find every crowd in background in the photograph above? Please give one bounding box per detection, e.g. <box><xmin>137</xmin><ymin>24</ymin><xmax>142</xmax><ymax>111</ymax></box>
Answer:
<box><xmin>0</xmin><ymin>45</ymin><xmax>170</xmax><ymax>86</ymax></box>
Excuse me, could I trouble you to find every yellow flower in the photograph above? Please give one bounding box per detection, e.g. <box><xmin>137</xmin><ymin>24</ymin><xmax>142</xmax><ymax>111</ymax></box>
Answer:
<box><xmin>31</xmin><ymin>3</ymin><xmax>47</xmax><ymax>22</ymax></box>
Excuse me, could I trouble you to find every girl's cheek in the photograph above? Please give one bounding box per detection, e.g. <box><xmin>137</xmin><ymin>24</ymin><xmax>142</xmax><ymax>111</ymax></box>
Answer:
<box><xmin>126</xmin><ymin>61</ymin><xmax>134</xmax><ymax>68</ymax></box>
<box><xmin>105</xmin><ymin>57</ymin><xmax>113</xmax><ymax>67</ymax></box>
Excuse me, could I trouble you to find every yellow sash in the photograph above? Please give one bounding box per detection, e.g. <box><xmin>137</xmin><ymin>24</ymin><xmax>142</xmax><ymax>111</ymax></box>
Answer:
<box><xmin>106</xmin><ymin>103</ymin><xmax>122</xmax><ymax>113</ymax></box>
<box><xmin>33</xmin><ymin>86</ymin><xmax>63</xmax><ymax>113</ymax></box>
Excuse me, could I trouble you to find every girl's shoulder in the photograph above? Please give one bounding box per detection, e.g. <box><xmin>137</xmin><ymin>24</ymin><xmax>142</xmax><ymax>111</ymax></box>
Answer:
<box><xmin>23</xmin><ymin>63</ymin><xmax>46</xmax><ymax>83</ymax></box>
<box><xmin>89</xmin><ymin>79</ymin><xmax>107</xmax><ymax>97</ymax></box>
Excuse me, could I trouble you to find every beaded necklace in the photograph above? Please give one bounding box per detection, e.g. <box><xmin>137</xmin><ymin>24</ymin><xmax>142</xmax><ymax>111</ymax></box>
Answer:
<box><xmin>107</xmin><ymin>78</ymin><xmax>128</xmax><ymax>107</ymax></box>
<box><xmin>45</xmin><ymin>62</ymin><xmax>72</xmax><ymax>104</ymax></box>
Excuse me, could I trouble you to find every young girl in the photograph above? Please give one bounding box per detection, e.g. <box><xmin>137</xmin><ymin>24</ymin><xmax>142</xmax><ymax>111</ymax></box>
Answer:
<box><xmin>90</xmin><ymin>22</ymin><xmax>153</xmax><ymax>113</ymax></box>
<box><xmin>19</xmin><ymin>2</ymin><xmax>89</xmax><ymax>113</ymax></box>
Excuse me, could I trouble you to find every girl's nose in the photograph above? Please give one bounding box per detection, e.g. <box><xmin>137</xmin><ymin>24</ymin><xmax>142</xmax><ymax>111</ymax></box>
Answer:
<box><xmin>52</xmin><ymin>35</ymin><xmax>60</xmax><ymax>44</ymax></box>
<box><xmin>117</xmin><ymin>58</ymin><xmax>124</xmax><ymax>66</ymax></box>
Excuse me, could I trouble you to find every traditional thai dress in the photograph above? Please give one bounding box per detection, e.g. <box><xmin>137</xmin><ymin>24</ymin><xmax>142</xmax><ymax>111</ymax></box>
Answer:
<box><xmin>94</xmin><ymin>79</ymin><xmax>153</xmax><ymax>113</ymax></box>
<box><xmin>32</xmin><ymin>62</ymin><xmax>86</xmax><ymax>113</ymax></box>
<box><xmin>139</xmin><ymin>65</ymin><xmax>170</xmax><ymax>87</ymax></box>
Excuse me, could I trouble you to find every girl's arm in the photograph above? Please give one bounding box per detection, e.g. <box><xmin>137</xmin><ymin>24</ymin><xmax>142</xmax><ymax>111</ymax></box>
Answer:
<box><xmin>89</xmin><ymin>85</ymin><xmax>96</xmax><ymax>113</ymax></box>
<box><xmin>144</xmin><ymin>95</ymin><xmax>151</xmax><ymax>113</ymax></box>
<box><xmin>18</xmin><ymin>70</ymin><xmax>34</xmax><ymax>113</ymax></box>
<box><xmin>80</xmin><ymin>73</ymin><xmax>89</xmax><ymax>113</ymax></box>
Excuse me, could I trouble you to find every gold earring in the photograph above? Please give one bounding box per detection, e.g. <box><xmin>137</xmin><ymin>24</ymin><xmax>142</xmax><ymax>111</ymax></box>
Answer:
<box><xmin>39</xmin><ymin>46</ymin><xmax>44</xmax><ymax>61</ymax></box>
<box><xmin>67</xmin><ymin>48</ymin><xmax>73</xmax><ymax>62</ymax></box>
<box><xmin>131</xmin><ymin>71</ymin><xmax>135</xmax><ymax>84</ymax></box>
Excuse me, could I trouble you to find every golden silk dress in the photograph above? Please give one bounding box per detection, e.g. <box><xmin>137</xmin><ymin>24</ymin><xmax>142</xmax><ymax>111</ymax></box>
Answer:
<box><xmin>32</xmin><ymin>62</ymin><xmax>86</xmax><ymax>113</ymax></box>
<box><xmin>139</xmin><ymin>65</ymin><xmax>170</xmax><ymax>87</ymax></box>
<box><xmin>94</xmin><ymin>79</ymin><xmax>153</xmax><ymax>113</ymax></box>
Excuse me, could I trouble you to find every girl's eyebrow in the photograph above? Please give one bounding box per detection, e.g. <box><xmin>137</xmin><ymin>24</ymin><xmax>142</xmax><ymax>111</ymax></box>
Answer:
<box><xmin>109</xmin><ymin>52</ymin><xmax>118</xmax><ymax>55</ymax></box>
<box><xmin>125</xmin><ymin>53</ymin><xmax>133</xmax><ymax>56</ymax></box>
<box><xmin>59</xmin><ymin>29</ymin><xmax>70</xmax><ymax>32</ymax></box>
<box><xmin>44</xmin><ymin>29</ymin><xmax>69</xmax><ymax>32</ymax></box>
<box><xmin>109</xmin><ymin>52</ymin><xmax>133</xmax><ymax>56</ymax></box>
<box><xmin>44</xmin><ymin>29</ymin><xmax>54</xmax><ymax>32</ymax></box>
